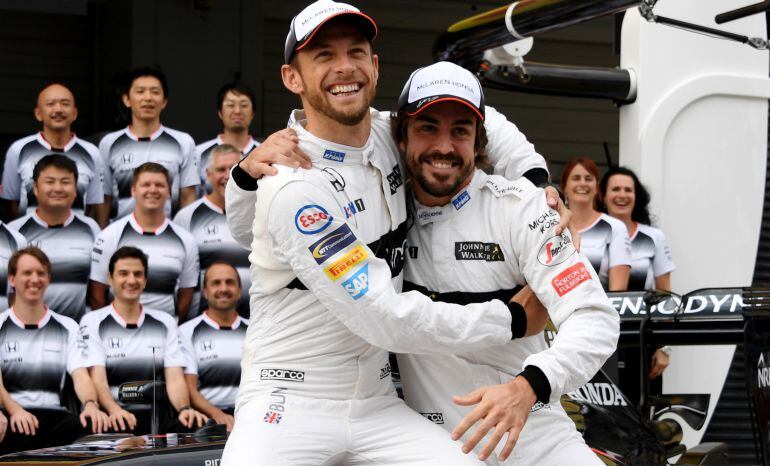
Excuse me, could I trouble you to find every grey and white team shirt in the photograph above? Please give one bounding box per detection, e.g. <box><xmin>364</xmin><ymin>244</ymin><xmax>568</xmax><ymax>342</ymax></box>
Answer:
<box><xmin>399</xmin><ymin>171</ymin><xmax>619</xmax><ymax>433</ymax></box>
<box><xmin>9</xmin><ymin>211</ymin><xmax>100</xmax><ymax>321</ymax></box>
<box><xmin>0</xmin><ymin>223</ymin><xmax>27</xmax><ymax>312</ymax></box>
<box><xmin>0</xmin><ymin>133</ymin><xmax>105</xmax><ymax>214</ymax></box>
<box><xmin>99</xmin><ymin>126</ymin><xmax>199</xmax><ymax>219</ymax></box>
<box><xmin>0</xmin><ymin>308</ymin><xmax>87</xmax><ymax>409</ymax></box>
<box><xmin>179</xmin><ymin>312</ymin><xmax>248</xmax><ymax>409</ymax></box>
<box><xmin>173</xmin><ymin>197</ymin><xmax>251</xmax><ymax>316</ymax></box>
<box><xmin>196</xmin><ymin>135</ymin><xmax>258</xmax><ymax>193</ymax></box>
<box><xmin>578</xmin><ymin>213</ymin><xmax>632</xmax><ymax>290</ymax></box>
<box><xmin>628</xmin><ymin>223</ymin><xmax>675</xmax><ymax>291</ymax></box>
<box><xmin>79</xmin><ymin>305</ymin><xmax>186</xmax><ymax>399</ymax></box>
<box><xmin>90</xmin><ymin>215</ymin><xmax>199</xmax><ymax>316</ymax></box>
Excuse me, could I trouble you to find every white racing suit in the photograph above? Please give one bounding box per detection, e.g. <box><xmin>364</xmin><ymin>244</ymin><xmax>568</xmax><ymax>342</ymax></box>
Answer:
<box><xmin>399</xmin><ymin>170</ymin><xmax>619</xmax><ymax>466</ymax></box>
<box><xmin>221</xmin><ymin>108</ymin><xmax>545</xmax><ymax>465</ymax></box>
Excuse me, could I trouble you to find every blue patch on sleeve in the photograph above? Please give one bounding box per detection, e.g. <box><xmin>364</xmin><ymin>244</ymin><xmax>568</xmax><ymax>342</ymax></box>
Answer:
<box><xmin>308</xmin><ymin>224</ymin><xmax>357</xmax><ymax>264</ymax></box>
<box><xmin>341</xmin><ymin>264</ymin><xmax>369</xmax><ymax>300</ymax></box>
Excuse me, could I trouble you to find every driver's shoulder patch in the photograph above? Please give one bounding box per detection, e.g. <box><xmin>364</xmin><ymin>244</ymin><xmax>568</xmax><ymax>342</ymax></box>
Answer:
<box><xmin>484</xmin><ymin>175</ymin><xmax>533</xmax><ymax>199</ymax></box>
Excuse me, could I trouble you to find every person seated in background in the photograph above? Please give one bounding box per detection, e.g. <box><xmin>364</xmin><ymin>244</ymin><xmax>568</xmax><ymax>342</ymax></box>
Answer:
<box><xmin>0</xmin><ymin>83</ymin><xmax>107</xmax><ymax>226</ymax></box>
<box><xmin>196</xmin><ymin>82</ymin><xmax>259</xmax><ymax>194</ymax></box>
<box><xmin>560</xmin><ymin>157</ymin><xmax>631</xmax><ymax>291</ymax></box>
<box><xmin>88</xmin><ymin>163</ymin><xmax>199</xmax><ymax>319</ymax></box>
<box><xmin>0</xmin><ymin>222</ymin><xmax>27</xmax><ymax>313</ymax></box>
<box><xmin>9</xmin><ymin>155</ymin><xmax>101</xmax><ymax>322</ymax></box>
<box><xmin>179</xmin><ymin>262</ymin><xmax>248</xmax><ymax>432</ymax></box>
<box><xmin>600</xmin><ymin>166</ymin><xmax>675</xmax><ymax>397</ymax></box>
<box><xmin>173</xmin><ymin>145</ymin><xmax>250</xmax><ymax>318</ymax></box>
<box><xmin>99</xmin><ymin>67</ymin><xmax>198</xmax><ymax>221</ymax></box>
<box><xmin>80</xmin><ymin>246</ymin><xmax>207</xmax><ymax>434</ymax></box>
<box><xmin>0</xmin><ymin>247</ymin><xmax>108</xmax><ymax>454</ymax></box>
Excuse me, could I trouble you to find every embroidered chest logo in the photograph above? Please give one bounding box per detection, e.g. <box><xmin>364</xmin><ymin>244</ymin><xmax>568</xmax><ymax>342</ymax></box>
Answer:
<box><xmin>387</xmin><ymin>165</ymin><xmax>403</xmax><ymax>195</ymax></box>
<box><xmin>454</xmin><ymin>242</ymin><xmax>505</xmax><ymax>262</ymax></box>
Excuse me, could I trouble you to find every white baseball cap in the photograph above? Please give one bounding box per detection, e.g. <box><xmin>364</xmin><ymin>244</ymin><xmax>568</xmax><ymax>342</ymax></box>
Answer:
<box><xmin>284</xmin><ymin>0</ymin><xmax>378</xmax><ymax>64</ymax></box>
<box><xmin>398</xmin><ymin>61</ymin><xmax>485</xmax><ymax>120</ymax></box>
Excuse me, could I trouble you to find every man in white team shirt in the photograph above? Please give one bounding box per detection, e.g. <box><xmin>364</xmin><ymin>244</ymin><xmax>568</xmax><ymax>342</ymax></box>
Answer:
<box><xmin>81</xmin><ymin>246</ymin><xmax>207</xmax><ymax>434</ymax></box>
<box><xmin>179</xmin><ymin>262</ymin><xmax>248</xmax><ymax>432</ymax></box>
<box><xmin>1</xmin><ymin>83</ymin><xmax>106</xmax><ymax>226</ymax></box>
<box><xmin>393</xmin><ymin>62</ymin><xmax>618</xmax><ymax>465</ymax></box>
<box><xmin>0</xmin><ymin>247</ymin><xmax>108</xmax><ymax>454</ymax></box>
<box><xmin>222</xmin><ymin>1</ymin><xmax>555</xmax><ymax>464</ymax></box>
<box><xmin>196</xmin><ymin>82</ymin><xmax>260</xmax><ymax>194</ymax></box>
<box><xmin>173</xmin><ymin>145</ymin><xmax>251</xmax><ymax>318</ymax></box>
<box><xmin>89</xmin><ymin>163</ymin><xmax>198</xmax><ymax>319</ymax></box>
<box><xmin>99</xmin><ymin>67</ymin><xmax>198</xmax><ymax>220</ymax></box>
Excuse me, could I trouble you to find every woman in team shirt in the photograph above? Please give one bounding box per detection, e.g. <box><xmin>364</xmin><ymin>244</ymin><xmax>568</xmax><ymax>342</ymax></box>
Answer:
<box><xmin>601</xmin><ymin>166</ymin><xmax>675</xmax><ymax>381</ymax></box>
<box><xmin>560</xmin><ymin>157</ymin><xmax>631</xmax><ymax>291</ymax></box>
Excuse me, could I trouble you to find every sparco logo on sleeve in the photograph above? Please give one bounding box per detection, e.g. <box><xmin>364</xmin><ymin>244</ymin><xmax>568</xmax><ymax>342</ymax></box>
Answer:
<box><xmin>455</xmin><ymin>242</ymin><xmax>504</xmax><ymax>261</ymax></box>
<box><xmin>260</xmin><ymin>368</ymin><xmax>305</xmax><ymax>382</ymax></box>
<box><xmin>537</xmin><ymin>234</ymin><xmax>575</xmax><ymax>266</ymax></box>
<box><xmin>420</xmin><ymin>412</ymin><xmax>445</xmax><ymax>424</ymax></box>
<box><xmin>551</xmin><ymin>263</ymin><xmax>591</xmax><ymax>296</ymax></box>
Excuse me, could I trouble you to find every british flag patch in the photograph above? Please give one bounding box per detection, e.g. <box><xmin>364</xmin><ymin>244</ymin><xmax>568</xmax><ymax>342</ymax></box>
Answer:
<box><xmin>263</xmin><ymin>411</ymin><xmax>282</xmax><ymax>424</ymax></box>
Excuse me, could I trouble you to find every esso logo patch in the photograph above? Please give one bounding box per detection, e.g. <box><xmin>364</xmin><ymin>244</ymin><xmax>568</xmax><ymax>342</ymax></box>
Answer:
<box><xmin>295</xmin><ymin>204</ymin><xmax>333</xmax><ymax>235</ymax></box>
<box><xmin>537</xmin><ymin>234</ymin><xmax>575</xmax><ymax>266</ymax></box>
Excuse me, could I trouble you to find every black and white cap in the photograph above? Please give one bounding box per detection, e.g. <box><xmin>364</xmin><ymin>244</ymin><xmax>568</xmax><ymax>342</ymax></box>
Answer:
<box><xmin>398</xmin><ymin>61</ymin><xmax>485</xmax><ymax>120</ymax></box>
<box><xmin>284</xmin><ymin>0</ymin><xmax>378</xmax><ymax>64</ymax></box>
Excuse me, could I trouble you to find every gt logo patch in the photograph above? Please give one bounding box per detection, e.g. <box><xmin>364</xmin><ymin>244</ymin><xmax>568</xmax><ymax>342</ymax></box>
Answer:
<box><xmin>551</xmin><ymin>263</ymin><xmax>591</xmax><ymax>296</ymax></box>
<box><xmin>324</xmin><ymin>245</ymin><xmax>368</xmax><ymax>281</ymax></box>
<box><xmin>308</xmin><ymin>224</ymin><xmax>357</xmax><ymax>264</ymax></box>
<box><xmin>294</xmin><ymin>204</ymin><xmax>332</xmax><ymax>235</ymax></box>
<box><xmin>342</xmin><ymin>264</ymin><xmax>369</xmax><ymax>300</ymax></box>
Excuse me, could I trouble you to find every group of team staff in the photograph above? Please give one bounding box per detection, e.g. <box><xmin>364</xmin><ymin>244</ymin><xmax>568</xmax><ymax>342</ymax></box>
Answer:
<box><xmin>0</xmin><ymin>72</ymin><xmax>260</xmax><ymax>453</ymax></box>
<box><xmin>0</xmin><ymin>1</ymin><xmax>676</xmax><ymax>461</ymax></box>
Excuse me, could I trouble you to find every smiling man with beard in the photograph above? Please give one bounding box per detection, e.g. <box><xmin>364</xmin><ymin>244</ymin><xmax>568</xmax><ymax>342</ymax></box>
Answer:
<box><xmin>179</xmin><ymin>262</ymin><xmax>248</xmax><ymax>432</ymax></box>
<box><xmin>221</xmin><ymin>1</ymin><xmax>558</xmax><ymax>464</ymax></box>
<box><xmin>393</xmin><ymin>62</ymin><xmax>618</xmax><ymax>466</ymax></box>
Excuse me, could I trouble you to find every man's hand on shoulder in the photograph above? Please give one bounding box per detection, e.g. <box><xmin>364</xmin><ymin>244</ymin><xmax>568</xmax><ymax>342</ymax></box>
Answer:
<box><xmin>544</xmin><ymin>185</ymin><xmax>580</xmax><ymax>250</ymax></box>
<box><xmin>239</xmin><ymin>128</ymin><xmax>311</xmax><ymax>179</ymax></box>
<box><xmin>451</xmin><ymin>376</ymin><xmax>537</xmax><ymax>462</ymax></box>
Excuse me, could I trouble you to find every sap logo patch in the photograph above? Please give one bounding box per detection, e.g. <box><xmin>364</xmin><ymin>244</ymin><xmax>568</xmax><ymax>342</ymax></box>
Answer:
<box><xmin>323</xmin><ymin>149</ymin><xmax>345</xmax><ymax>162</ymax></box>
<box><xmin>387</xmin><ymin>165</ymin><xmax>403</xmax><ymax>194</ymax></box>
<box><xmin>263</xmin><ymin>411</ymin><xmax>282</xmax><ymax>424</ymax></box>
<box><xmin>294</xmin><ymin>204</ymin><xmax>332</xmax><ymax>235</ymax></box>
<box><xmin>452</xmin><ymin>190</ymin><xmax>470</xmax><ymax>210</ymax></box>
<box><xmin>537</xmin><ymin>234</ymin><xmax>575</xmax><ymax>266</ymax></box>
<box><xmin>325</xmin><ymin>245</ymin><xmax>368</xmax><ymax>281</ymax></box>
<box><xmin>341</xmin><ymin>264</ymin><xmax>369</xmax><ymax>300</ymax></box>
<box><xmin>344</xmin><ymin>199</ymin><xmax>365</xmax><ymax>218</ymax></box>
<box><xmin>420</xmin><ymin>412</ymin><xmax>444</xmax><ymax>424</ymax></box>
<box><xmin>260</xmin><ymin>368</ymin><xmax>305</xmax><ymax>382</ymax></box>
<box><xmin>551</xmin><ymin>263</ymin><xmax>591</xmax><ymax>297</ymax></box>
<box><xmin>308</xmin><ymin>224</ymin><xmax>357</xmax><ymax>264</ymax></box>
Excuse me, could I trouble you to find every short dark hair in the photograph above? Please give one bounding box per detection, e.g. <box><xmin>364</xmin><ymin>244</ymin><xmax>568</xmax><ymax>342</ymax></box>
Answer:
<box><xmin>9</xmin><ymin>246</ymin><xmax>51</xmax><ymax>277</ymax></box>
<box><xmin>390</xmin><ymin>110</ymin><xmax>490</xmax><ymax>170</ymax></box>
<box><xmin>33</xmin><ymin>154</ymin><xmax>78</xmax><ymax>183</ymax></box>
<box><xmin>600</xmin><ymin>166</ymin><xmax>653</xmax><ymax>225</ymax></box>
<box><xmin>108</xmin><ymin>246</ymin><xmax>148</xmax><ymax>276</ymax></box>
<box><xmin>132</xmin><ymin>162</ymin><xmax>170</xmax><ymax>188</ymax></box>
<box><xmin>216</xmin><ymin>82</ymin><xmax>256</xmax><ymax>111</ymax></box>
<box><xmin>203</xmin><ymin>261</ymin><xmax>242</xmax><ymax>288</ymax></box>
<box><xmin>124</xmin><ymin>66</ymin><xmax>169</xmax><ymax>98</ymax></box>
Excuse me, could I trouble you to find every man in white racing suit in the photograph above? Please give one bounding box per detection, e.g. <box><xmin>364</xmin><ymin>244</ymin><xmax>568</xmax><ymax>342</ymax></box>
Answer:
<box><xmin>222</xmin><ymin>1</ymin><xmax>563</xmax><ymax>464</ymax></box>
<box><xmin>393</xmin><ymin>61</ymin><xmax>619</xmax><ymax>465</ymax></box>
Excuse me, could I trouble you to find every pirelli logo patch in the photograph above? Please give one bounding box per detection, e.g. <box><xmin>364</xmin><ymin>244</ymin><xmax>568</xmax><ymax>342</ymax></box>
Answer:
<box><xmin>324</xmin><ymin>245</ymin><xmax>368</xmax><ymax>281</ymax></box>
<box><xmin>551</xmin><ymin>263</ymin><xmax>591</xmax><ymax>296</ymax></box>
